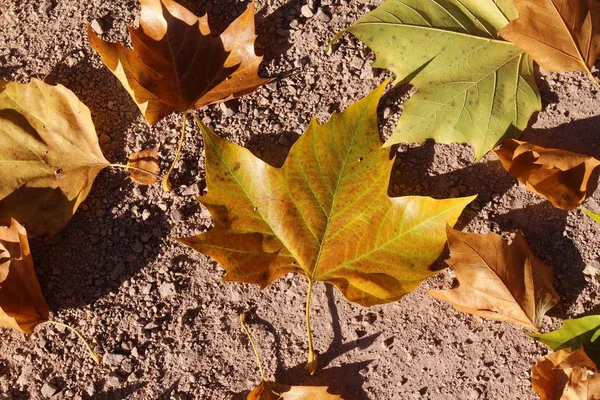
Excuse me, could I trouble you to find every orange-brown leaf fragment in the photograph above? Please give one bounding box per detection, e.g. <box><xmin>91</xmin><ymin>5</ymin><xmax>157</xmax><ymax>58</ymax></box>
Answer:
<box><xmin>0</xmin><ymin>219</ymin><xmax>49</xmax><ymax>334</ymax></box>
<box><xmin>499</xmin><ymin>0</ymin><xmax>600</xmax><ymax>80</ymax></box>
<box><xmin>532</xmin><ymin>348</ymin><xmax>600</xmax><ymax>400</ymax></box>
<box><xmin>495</xmin><ymin>139</ymin><xmax>600</xmax><ymax>210</ymax></box>
<box><xmin>87</xmin><ymin>0</ymin><xmax>271</xmax><ymax>125</ymax></box>
<box><xmin>127</xmin><ymin>147</ymin><xmax>160</xmax><ymax>185</ymax></box>
<box><xmin>428</xmin><ymin>226</ymin><xmax>560</xmax><ymax>332</ymax></box>
<box><xmin>247</xmin><ymin>381</ymin><xmax>343</xmax><ymax>400</ymax></box>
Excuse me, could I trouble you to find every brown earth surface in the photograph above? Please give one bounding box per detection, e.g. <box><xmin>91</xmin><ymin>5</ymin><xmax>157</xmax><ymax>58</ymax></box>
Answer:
<box><xmin>1</xmin><ymin>0</ymin><xmax>600</xmax><ymax>399</ymax></box>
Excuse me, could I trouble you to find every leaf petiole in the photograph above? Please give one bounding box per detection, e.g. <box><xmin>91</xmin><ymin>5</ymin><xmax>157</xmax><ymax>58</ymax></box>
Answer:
<box><xmin>108</xmin><ymin>163</ymin><xmax>162</xmax><ymax>178</ymax></box>
<box><xmin>584</xmin><ymin>65</ymin><xmax>600</xmax><ymax>90</ymax></box>
<box><xmin>162</xmin><ymin>111</ymin><xmax>188</xmax><ymax>192</ymax></box>
<box><xmin>240</xmin><ymin>312</ymin><xmax>265</xmax><ymax>382</ymax></box>
<box><xmin>46</xmin><ymin>320</ymin><xmax>102</xmax><ymax>364</ymax></box>
<box><xmin>305</xmin><ymin>278</ymin><xmax>318</xmax><ymax>375</ymax></box>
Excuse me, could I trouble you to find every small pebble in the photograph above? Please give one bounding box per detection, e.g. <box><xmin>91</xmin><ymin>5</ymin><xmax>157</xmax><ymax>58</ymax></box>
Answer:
<box><xmin>301</xmin><ymin>5</ymin><xmax>314</xmax><ymax>18</ymax></box>
<box><xmin>41</xmin><ymin>382</ymin><xmax>58</xmax><ymax>398</ymax></box>
<box><xmin>90</xmin><ymin>19</ymin><xmax>103</xmax><ymax>34</ymax></box>
<box><xmin>159</xmin><ymin>282</ymin><xmax>176</xmax><ymax>298</ymax></box>
<box><xmin>103</xmin><ymin>352</ymin><xmax>126</xmax><ymax>366</ymax></box>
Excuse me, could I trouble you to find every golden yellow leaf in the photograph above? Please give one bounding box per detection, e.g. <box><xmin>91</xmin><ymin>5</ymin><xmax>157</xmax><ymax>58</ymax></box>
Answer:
<box><xmin>178</xmin><ymin>82</ymin><xmax>475</xmax><ymax>307</ymax></box>
<box><xmin>87</xmin><ymin>0</ymin><xmax>271</xmax><ymax>125</ymax></box>
<box><xmin>495</xmin><ymin>139</ymin><xmax>600</xmax><ymax>210</ymax></box>
<box><xmin>428</xmin><ymin>226</ymin><xmax>560</xmax><ymax>332</ymax></box>
<box><xmin>0</xmin><ymin>219</ymin><xmax>49</xmax><ymax>334</ymax></box>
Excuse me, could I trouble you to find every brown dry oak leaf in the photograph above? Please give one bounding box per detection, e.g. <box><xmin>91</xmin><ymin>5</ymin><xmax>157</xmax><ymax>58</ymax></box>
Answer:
<box><xmin>532</xmin><ymin>348</ymin><xmax>600</xmax><ymax>400</ymax></box>
<box><xmin>177</xmin><ymin>82</ymin><xmax>475</xmax><ymax>307</ymax></box>
<box><xmin>247</xmin><ymin>381</ymin><xmax>343</xmax><ymax>400</ymax></box>
<box><xmin>127</xmin><ymin>147</ymin><xmax>160</xmax><ymax>185</ymax></box>
<box><xmin>87</xmin><ymin>0</ymin><xmax>271</xmax><ymax>125</ymax></box>
<box><xmin>499</xmin><ymin>0</ymin><xmax>600</xmax><ymax>83</ymax></box>
<box><xmin>0</xmin><ymin>219</ymin><xmax>49</xmax><ymax>334</ymax></box>
<box><xmin>495</xmin><ymin>139</ymin><xmax>600</xmax><ymax>210</ymax></box>
<box><xmin>0</xmin><ymin>79</ymin><xmax>110</xmax><ymax>237</ymax></box>
<box><xmin>428</xmin><ymin>226</ymin><xmax>560</xmax><ymax>332</ymax></box>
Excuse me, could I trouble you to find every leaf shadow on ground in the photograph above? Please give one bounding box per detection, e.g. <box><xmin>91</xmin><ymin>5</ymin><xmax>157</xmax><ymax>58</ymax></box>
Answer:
<box><xmin>536</xmin><ymin>67</ymin><xmax>560</xmax><ymax>111</ymax></box>
<box><xmin>521</xmin><ymin>115</ymin><xmax>600</xmax><ymax>159</ymax></box>
<box><xmin>172</xmin><ymin>0</ymin><xmax>251</xmax><ymax>33</ymax></box>
<box><xmin>255</xmin><ymin>0</ymin><xmax>306</xmax><ymax>67</ymax></box>
<box><xmin>25</xmin><ymin>57</ymin><xmax>171</xmax><ymax>311</ymax></box>
<box><xmin>387</xmin><ymin>141</ymin><xmax>514</xmax><ymax>220</ymax></box>
<box><xmin>500</xmin><ymin>115</ymin><xmax>600</xmax><ymax>318</ymax></box>
<box><xmin>84</xmin><ymin>382</ymin><xmax>147</xmax><ymax>400</ymax></box>
<box><xmin>491</xmin><ymin>203</ymin><xmax>585</xmax><ymax>319</ymax></box>
<box><xmin>384</xmin><ymin>127</ymin><xmax>591</xmax><ymax>316</ymax></box>
<box><xmin>0</xmin><ymin>63</ymin><xmax>25</xmax><ymax>80</ymax></box>
<box><xmin>232</xmin><ymin>285</ymin><xmax>377</xmax><ymax>399</ymax></box>
<box><xmin>172</xmin><ymin>0</ymin><xmax>303</xmax><ymax>72</ymax></box>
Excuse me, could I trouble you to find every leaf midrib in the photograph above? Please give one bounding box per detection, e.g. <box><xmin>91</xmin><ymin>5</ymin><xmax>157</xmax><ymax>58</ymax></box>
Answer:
<box><xmin>547</xmin><ymin>0</ymin><xmax>591</xmax><ymax>69</ymax></box>
<box><xmin>353</xmin><ymin>20</ymin><xmax>509</xmax><ymax>44</ymax></box>
<box><xmin>205</xmin><ymin>132</ymin><xmax>309</xmax><ymax>275</ymax></box>
<box><xmin>402</xmin><ymin>51</ymin><xmax>525</xmax><ymax>149</ymax></box>
<box><xmin>452</xmin><ymin>237</ymin><xmax>532</xmax><ymax>323</ymax></box>
<box><xmin>309</xmin><ymin>107</ymin><xmax>372</xmax><ymax>281</ymax></box>
<box><xmin>325</xmin><ymin>199</ymin><xmax>469</xmax><ymax>275</ymax></box>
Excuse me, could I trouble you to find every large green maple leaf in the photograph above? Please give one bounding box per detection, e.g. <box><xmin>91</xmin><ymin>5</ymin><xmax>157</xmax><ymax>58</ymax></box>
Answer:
<box><xmin>335</xmin><ymin>0</ymin><xmax>541</xmax><ymax>160</ymax></box>
<box><xmin>178</xmin><ymin>81</ymin><xmax>475</xmax><ymax>307</ymax></box>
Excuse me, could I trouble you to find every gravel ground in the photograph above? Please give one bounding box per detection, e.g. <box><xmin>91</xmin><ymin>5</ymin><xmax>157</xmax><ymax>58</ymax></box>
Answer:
<box><xmin>1</xmin><ymin>0</ymin><xmax>600</xmax><ymax>399</ymax></box>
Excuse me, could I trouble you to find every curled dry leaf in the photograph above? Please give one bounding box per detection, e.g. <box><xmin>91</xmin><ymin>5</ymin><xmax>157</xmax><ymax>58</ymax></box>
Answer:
<box><xmin>177</xmin><ymin>81</ymin><xmax>475</xmax><ymax>306</ymax></box>
<box><xmin>499</xmin><ymin>0</ymin><xmax>600</xmax><ymax>84</ymax></box>
<box><xmin>334</xmin><ymin>0</ymin><xmax>541</xmax><ymax>160</ymax></box>
<box><xmin>532</xmin><ymin>348</ymin><xmax>600</xmax><ymax>400</ymax></box>
<box><xmin>495</xmin><ymin>139</ymin><xmax>600</xmax><ymax>210</ymax></box>
<box><xmin>0</xmin><ymin>219</ymin><xmax>49</xmax><ymax>334</ymax></box>
<box><xmin>87</xmin><ymin>0</ymin><xmax>271</xmax><ymax>125</ymax></box>
<box><xmin>531</xmin><ymin>315</ymin><xmax>600</xmax><ymax>367</ymax></box>
<box><xmin>428</xmin><ymin>227</ymin><xmax>560</xmax><ymax>332</ymax></box>
<box><xmin>0</xmin><ymin>79</ymin><xmax>110</xmax><ymax>237</ymax></box>
<box><xmin>127</xmin><ymin>147</ymin><xmax>160</xmax><ymax>185</ymax></box>
<box><xmin>247</xmin><ymin>381</ymin><xmax>343</xmax><ymax>400</ymax></box>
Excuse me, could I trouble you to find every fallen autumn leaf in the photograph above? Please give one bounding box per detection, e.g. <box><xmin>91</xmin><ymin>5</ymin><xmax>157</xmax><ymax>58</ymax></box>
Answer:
<box><xmin>428</xmin><ymin>226</ymin><xmax>560</xmax><ymax>332</ymax></box>
<box><xmin>87</xmin><ymin>0</ymin><xmax>271</xmax><ymax>125</ymax></box>
<box><xmin>531</xmin><ymin>315</ymin><xmax>600</xmax><ymax>366</ymax></box>
<box><xmin>495</xmin><ymin>139</ymin><xmax>600</xmax><ymax>210</ymax></box>
<box><xmin>500</xmin><ymin>0</ymin><xmax>600</xmax><ymax>87</ymax></box>
<box><xmin>532</xmin><ymin>348</ymin><xmax>600</xmax><ymax>400</ymax></box>
<box><xmin>127</xmin><ymin>147</ymin><xmax>160</xmax><ymax>185</ymax></box>
<box><xmin>0</xmin><ymin>219</ymin><xmax>49</xmax><ymax>333</ymax></box>
<box><xmin>0</xmin><ymin>79</ymin><xmax>110</xmax><ymax>237</ymax></box>
<box><xmin>178</xmin><ymin>81</ymin><xmax>475</xmax><ymax>372</ymax></box>
<box><xmin>334</xmin><ymin>0</ymin><xmax>541</xmax><ymax>159</ymax></box>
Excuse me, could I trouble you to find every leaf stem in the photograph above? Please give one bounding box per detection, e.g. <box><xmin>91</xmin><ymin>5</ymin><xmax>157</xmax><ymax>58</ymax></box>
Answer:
<box><xmin>109</xmin><ymin>163</ymin><xmax>161</xmax><ymax>178</ymax></box>
<box><xmin>46</xmin><ymin>320</ymin><xmax>102</xmax><ymax>364</ymax></box>
<box><xmin>583</xmin><ymin>63</ymin><xmax>600</xmax><ymax>89</ymax></box>
<box><xmin>304</xmin><ymin>278</ymin><xmax>318</xmax><ymax>375</ymax></box>
<box><xmin>240</xmin><ymin>312</ymin><xmax>265</xmax><ymax>382</ymax></box>
<box><xmin>591</xmin><ymin>75</ymin><xmax>600</xmax><ymax>90</ymax></box>
<box><xmin>162</xmin><ymin>111</ymin><xmax>188</xmax><ymax>192</ymax></box>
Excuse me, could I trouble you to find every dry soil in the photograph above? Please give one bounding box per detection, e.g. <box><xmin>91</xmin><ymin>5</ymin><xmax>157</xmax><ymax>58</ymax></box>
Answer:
<box><xmin>1</xmin><ymin>0</ymin><xmax>600</xmax><ymax>399</ymax></box>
